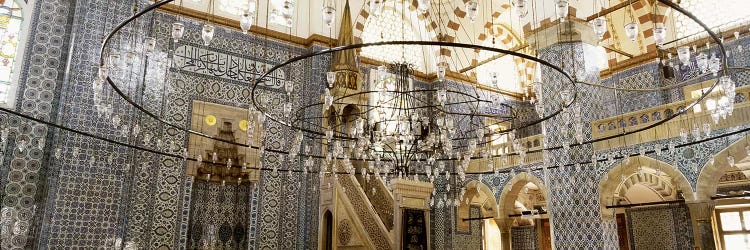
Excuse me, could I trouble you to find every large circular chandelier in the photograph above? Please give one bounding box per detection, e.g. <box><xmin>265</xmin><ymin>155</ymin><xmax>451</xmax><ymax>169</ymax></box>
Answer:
<box><xmin>249</xmin><ymin>39</ymin><xmax>579</xmax><ymax>183</ymax></box>
<box><xmin>78</xmin><ymin>0</ymin><xmax>734</xmax><ymax>182</ymax></box>
<box><xmin>0</xmin><ymin>1</ymin><xmax>746</xmax><ymax>249</ymax></box>
<box><xmin>0</xmin><ymin>0</ymin><xmax>738</xmax><ymax>192</ymax></box>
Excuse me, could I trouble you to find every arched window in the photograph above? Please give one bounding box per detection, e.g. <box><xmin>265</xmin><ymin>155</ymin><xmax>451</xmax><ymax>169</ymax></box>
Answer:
<box><xmin>360</xmin><ymin>8</ymin><xmax>425</xmax><ymax>71</ymax></box>
<box><xmin>0</xmin><ymin>0</ymin><xmax>30</xmax><ymax>108</ymax></box>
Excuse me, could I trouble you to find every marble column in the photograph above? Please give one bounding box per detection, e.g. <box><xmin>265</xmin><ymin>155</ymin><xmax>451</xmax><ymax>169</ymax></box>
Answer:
<box><xmin>687</xmin><ymin>201</ymin><xmax>716</xmax><ymax>250</ymax></box>
<box><xmin>496</xmin><ymin>218</ymin><xmax>513</xmax><ymax>250</ymax></box>
<box><xmin>530</xmin><ymin>20</ymin><xmax>619</xmax><ymax>249</ymax></box>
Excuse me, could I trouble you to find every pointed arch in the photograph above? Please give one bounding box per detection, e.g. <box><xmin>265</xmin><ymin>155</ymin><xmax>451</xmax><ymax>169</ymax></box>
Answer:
<box><xmin>497</xmin><ymin>172</ymin><xmax>547</xmax><ymax>220</ymax></box>
<box><xmin>598</xmin><ymin>155</ymin><xmax>694</xmax><ymax>220</ymax></box>
<box><xmin>456</xmin><ymin>180</ymin><xmax>499</xmax><ymax>231</ymax></box>
<box><xmin>696</xmin><ymin>135</ymin><xmax>750</xmax><ymax>201</ymax></box>
<box><xmin>322</xmin><ymin>209</ymin><xmax>334</xmax><ymax>250</ymax></box>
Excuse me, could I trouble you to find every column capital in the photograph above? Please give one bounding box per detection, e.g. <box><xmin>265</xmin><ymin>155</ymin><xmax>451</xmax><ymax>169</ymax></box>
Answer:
<box><xmin>687</xmin><ymin>200</ymin><xmax>716</xmax><ymax>222</ymax></box>
<box><xmin>494</xmin><ymin>218</ymin><xmax>515</xmax><ymax>233</ymax></box>
<box><xmin>526</xmin><ymin>20</ymin><xmax>599</xmax><ymax>51</ymax></box>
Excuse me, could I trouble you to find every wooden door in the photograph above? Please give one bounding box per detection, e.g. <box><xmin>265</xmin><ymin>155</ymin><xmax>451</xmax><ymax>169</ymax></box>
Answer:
<box><xmin>616</xmin><ymin>213</ymin><xmax>630</xmax><ymax>250</ymax></box>
<box><xmin>540</xmin><ymin>219</ymin><xmax>552</xmax><ymax>250</ymax></box>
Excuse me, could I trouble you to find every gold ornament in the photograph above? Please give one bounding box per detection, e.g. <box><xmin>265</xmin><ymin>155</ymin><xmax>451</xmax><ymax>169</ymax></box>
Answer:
<box><xmin>204</xmin><ymin>115</ymin><xmax>217</xmax><ymax>126</ymax></box>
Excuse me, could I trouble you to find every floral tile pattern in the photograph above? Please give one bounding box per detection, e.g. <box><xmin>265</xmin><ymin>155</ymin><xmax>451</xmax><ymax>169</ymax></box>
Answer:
<box><xmin>626</xmin><ymin>204</ymin><xmax>694</xmax><ymax>250</ymax></box>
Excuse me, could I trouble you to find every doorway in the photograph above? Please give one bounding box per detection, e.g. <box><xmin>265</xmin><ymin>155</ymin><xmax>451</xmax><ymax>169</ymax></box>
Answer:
<box><xmin>323</xmin><ymin>210</ymin><xmax>333</xmax><ymax>250</ymax></box>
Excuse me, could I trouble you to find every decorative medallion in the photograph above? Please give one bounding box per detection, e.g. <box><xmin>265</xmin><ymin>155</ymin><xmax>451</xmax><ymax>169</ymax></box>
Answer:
<box><xmin>204</xmin><ymin>114</ymin><xmax>217</xmax><ymax>126</ymax></box>
<box><xmin>239</xmin><ymin>119</ymin><xmax>248</xmax><ymax>131</ymax></box>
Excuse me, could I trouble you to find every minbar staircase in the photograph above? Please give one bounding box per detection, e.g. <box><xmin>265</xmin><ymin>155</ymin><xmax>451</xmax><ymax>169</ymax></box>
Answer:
<box><xmin>320</xmin><ymin>174</ymin><xmax>395</xmax><ymax>249</ymax></box>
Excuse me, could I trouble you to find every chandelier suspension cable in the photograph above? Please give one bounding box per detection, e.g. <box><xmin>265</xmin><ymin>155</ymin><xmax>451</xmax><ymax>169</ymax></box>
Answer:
<box><xmin>155</xmin><ymin>31</ymin><xmax>173</xmax><ymax>158</ymax></box>
<box><xmin>416</xmin><ymin>1</ymin><xmax>430</xmax><ymax>76</ymax></box>
<box><xmin>327</xmin><ymin>0</ymin><xmax>333</xmax><ymax>48</ymax></box>
<box><xmin>99</xmin><ymin>0</ymin><xmax>114</xmax><ymax>42</ymax></box>
<box><xmin>400</xmin><ymin>0</ymin><xmax>405</xmax><ymax>62</ymax></box>
<box><xmin>627</xmin><ymin>0</ymin><xmax>635</xmax><ymax>24</ymax></box>
<box><xmin>560</xmin><ymin>5</ymin><xmax>577</xmax><ymax>84</ymax></box>
<box><xmin>445</xmin><ymin>10</ymin><xmax>490</xmax><ymax>150</ymax></box>
<box><xmin>528</xmin><ymin>0</ymin><xmax>543</xmax><ymax>104</ymax></box>
<box><xmin>614</xmin><ymin>76</ymin><xmax>628</xmax><ymax>154</ymax></box>
<box><xmin>206</xmin><ymin>0</ymin><xmax>214</xmax><ymax>23</ymax></box>
<box><xmin>685</xmin><ymin>75</ymin><xmax>708</xmax><ymax>143</ymax></box>
<box><xmin>437</xmin><ymin>0</ymin><xmax>443</xmax><ymax>74</ymax></box>
<box><xmin>448</xmin><ymin>0</ymin><xmax>481</xmax><ymax>81</ymax></box>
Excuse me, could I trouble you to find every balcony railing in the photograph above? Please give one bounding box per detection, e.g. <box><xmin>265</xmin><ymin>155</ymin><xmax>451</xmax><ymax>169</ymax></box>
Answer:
<box><xmin>590</xmin><ymin>83</ymin><xmax>750</xmax><ymax>150</ymax></box>
<box><xmin>468</xmin><ymin>134</ymin><xmax>545</xmax><ymax>172</ymax></box>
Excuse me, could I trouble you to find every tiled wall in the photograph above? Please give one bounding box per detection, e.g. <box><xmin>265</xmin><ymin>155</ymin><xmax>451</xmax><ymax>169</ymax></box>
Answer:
<box><xmin>2</xmin><ymin>0</ymin><xmax>750</xmax><ymax>249</ymax></box>
<box><xmin>187</xmin><ymin>180</ymin><xmax>252</xmax><ymax>249</ymax></box>
<box><xmin>0</xmin><ymin>0</ymin><xmax>79</xmax><ymax>248</ymax></box>
<box><xmin>452</xmin><ymin>207</ymin><xmax>483</xmax><ymax>250</ymax></box>
<box><xmin>626</xmin><ymin>204</ymin><xmax>694</xmax><ymax>250</ymax></box>
<box><xmin>511</xmin><ymin>225</ymin><xmax>537</xmax><ymax>250</ymax></box>
<box><xmin>0</xmin><ymin>0</ymin><xmax>322</xmax><ymax>249</ymax></box>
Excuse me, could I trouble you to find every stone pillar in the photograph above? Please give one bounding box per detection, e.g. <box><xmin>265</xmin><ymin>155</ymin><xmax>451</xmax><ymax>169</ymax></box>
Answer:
<box><xmin>687</xmin><ymin>201</ymin><xmax>716</xmax><ymax>250</ymax></box>
<box><xmin>531</xmin><ymin>21</ymin><xmax>620</xmax><ymax>249</ymax></box>
<box><xmin>496</xmin><ymin>218</ymin><xmax>513</xmax><ymax>250</ymax></box>
<box><xmin>390</xmin><ymin>179</ymin><xmax>434</xmax><ymax>250</ymax></box>
<box><xmin>501</xmin><ymin>230</ymin><xmax>512</xmax><ymax>250</ymax></box>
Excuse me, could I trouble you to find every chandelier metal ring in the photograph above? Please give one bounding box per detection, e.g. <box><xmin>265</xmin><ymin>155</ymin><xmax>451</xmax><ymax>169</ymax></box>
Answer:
<box><xmin>0</xmin><ymin>0</ymin><xmax>728</xmax><ymax>180</ymax></box>
<box><xmin>290</xmin><ymin>88</ymin><xmax>501</xmax><ymax>142</ymax></box>
<box><xmin>465</xmin><ymin>0</ymin><xmax>733</xmax><ymax>164</ymax></box>
<box><xmin>87</xmin><ymin>0</ymin><xmax>733</xmax><ymax>169</ymax></box>
<box><xmin>250</xmin><ymin>40</ymin><xmax>579</xmax><ymax>139</ymax></box>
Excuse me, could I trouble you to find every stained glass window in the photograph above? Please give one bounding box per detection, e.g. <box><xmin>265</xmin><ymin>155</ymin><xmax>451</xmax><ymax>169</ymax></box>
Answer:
<box><xmin>0</xmin><ymin>0</ymin><xmax>22</xmax><ymax>105</ymax></box>
<box><xmin>361</xmin><ymin>8</ymin><xmax>425</xmax><ymax>71</ymax></box>
<box><xmin>674</xmin><ymin>0</ymin><xmax>750</xmax><ymax>38</ymax></box>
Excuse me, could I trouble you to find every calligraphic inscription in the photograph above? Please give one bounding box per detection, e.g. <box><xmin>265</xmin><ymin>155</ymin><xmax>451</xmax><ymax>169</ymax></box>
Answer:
<box><xmin>173</xmin><ymin>45</ymin><xmax>286</xmax><ymax>88</ymax></box>
<box><xmin>402</xmin><ymin>209</ymin><xmax>427</xmax><ymax>250</ymax></box>
<box><xmin>334</xmin><ymin>71</ymin><xmax>359</xmax><ymax>90</ymax></box>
